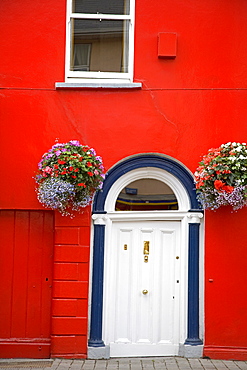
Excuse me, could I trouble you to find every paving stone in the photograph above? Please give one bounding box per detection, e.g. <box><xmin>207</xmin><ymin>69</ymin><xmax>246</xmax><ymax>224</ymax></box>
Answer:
<box><xmin>188</xmin><ymin>359</ymin><xmax>204</xmax><ymax>369</ymax></box>
<box><xmin>81</xmin><ymin>365</ymin><xmax>95</xmax><ymax>370</ymax></box>
<box><xmin>118</xmin><ymin>359</ymin><xmax>131</xmax><ymax>369</ymax></box>
<box><xmin>153</xmin><ymin>360</ymin><xmax>165</xmax><ymax>364</ymax></box>
<box><xmin>48</xmin><ymin>359</ymin><xmax>61</xmax><ymax>370</ymax></box>
<box><xmin>153</xmin><ymin>361</ymin><xmax>166</xmax><ymax>370</ymax></box>
<box><xmin>69</xmin><ymin>360</ymin><xmax>85</xmax><ymax>370</ymax></box>
<box><xmin>175</xmin><ymin>358</ymin><xmax>191</xmax><ymax>369</ymax></box>
<box><xmin>81</xmin><ymin>360</ymin><xmax>96</xmax><ymax>370</ymax></box>
<box><xmin>223</xmin><ymin>362</ymin><xmax>247</xmax><ymax>370</ymax></box>
<box><xmin>94</xmin><ymin>360</ymin><xmax>107</xmax><ymax>370</ymax></box>
<box><xmin>129</xmin><ymin>360</ymin><xmax>143</xmax><ymax>370</ymax></box>
<box><xmin>209</xmin><ymin>360</ymin><xmax>228</xmax><ymax>370</ymax></box>
<box><xmin>56</xmin><ymin>360</ymin><xmax>74</xmax><ymax>370</ymax></box>
<box><xmin>107</xmin><ymin>359</ymin><xmax>119</xmax><ymax>370</ymax></box>
<box><xmin>233</xmin><ymin>362</ymin><xmax>247</xmax><ymax>370</ymax></box>
<box><xmin>141</xmin><ymin>359</ymin><xmax>154</xmax><ymax>369</ymax></box>
<box><xmin>154</xmin><ymin>361</ymin><xmax>167</xmax><ymax>368</ymax></box>
<box><xmin>162</xmin><ymin>360</ymin><xmax>179</xmax><ymax>370</ymax></box>
<box><xmin>198</xmin><ymin>359</ymin><xmax>217</xmax><ymax>369</ymax></box>
<box><xmin>223</xmin><ymin>361</ymin><xmax>241</xmax><ymax>369</ymax></box>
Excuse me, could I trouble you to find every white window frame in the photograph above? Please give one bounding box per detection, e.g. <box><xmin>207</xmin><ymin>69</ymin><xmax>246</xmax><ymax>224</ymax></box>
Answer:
<box><xmin>65</xmin><ymin>0</ymin><xmax>135</xmax><ymax>84</ymax></box>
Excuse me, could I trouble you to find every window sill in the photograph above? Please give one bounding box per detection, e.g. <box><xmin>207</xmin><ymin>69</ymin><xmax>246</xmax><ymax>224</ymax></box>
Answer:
<box><xmin>55</xmin><ymin>82</ymin><xmax>142</xmax><ymax>90</ymax></box>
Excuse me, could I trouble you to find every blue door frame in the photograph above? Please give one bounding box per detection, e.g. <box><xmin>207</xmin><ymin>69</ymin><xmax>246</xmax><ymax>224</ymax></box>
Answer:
<box><xmin>88</xmin><ymin>154</ymin><xmax>203</xmax><ymax>350</ymax></box>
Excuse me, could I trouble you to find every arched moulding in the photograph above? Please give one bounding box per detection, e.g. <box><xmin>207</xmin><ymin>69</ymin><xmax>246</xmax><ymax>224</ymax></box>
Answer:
<box><xmin>93</xmin><ymin>153</ymin><xmax>201</xmax><ymax>213</ymax></box>
<box><xmin>104</xmin><ymin>167</ymin><xmax>190</xmax><ymax>212</ymax></box>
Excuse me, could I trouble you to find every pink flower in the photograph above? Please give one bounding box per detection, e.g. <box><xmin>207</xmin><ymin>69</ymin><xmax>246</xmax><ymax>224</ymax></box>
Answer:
<box><xmin>44</xmin><ymin>166</ymin><xmax>53</xmax><ymax>174</ymax></box>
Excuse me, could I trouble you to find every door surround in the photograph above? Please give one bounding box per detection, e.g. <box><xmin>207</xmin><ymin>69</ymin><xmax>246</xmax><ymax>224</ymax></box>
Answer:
<box><xmin>88</xmin><ymin>154</ymin><xmax>204</xmax><ymax>359</ymax></box>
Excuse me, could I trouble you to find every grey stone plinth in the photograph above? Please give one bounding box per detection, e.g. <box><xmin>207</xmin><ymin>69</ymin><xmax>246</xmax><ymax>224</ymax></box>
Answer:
<box><xmin>179</xmin><ymin>343</ymin><xmax>203</xmax><ymax>358</ymax></box>
<box><xmin>87</xmin><ymin>345</ymin><xmax>110</xmax><ymax>359</ymax></box>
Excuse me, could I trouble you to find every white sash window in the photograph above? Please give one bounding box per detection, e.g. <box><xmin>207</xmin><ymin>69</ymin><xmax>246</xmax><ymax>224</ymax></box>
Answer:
<box><xmin>65</xmin><ymin>0</ymin><xmax>135</xmax><ymax>83</ymax></box>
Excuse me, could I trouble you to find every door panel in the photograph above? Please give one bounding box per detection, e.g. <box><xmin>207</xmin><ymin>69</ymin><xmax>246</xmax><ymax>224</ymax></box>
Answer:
<box><xmin>0</xmin><ymin>210</ymin><xmax>54</xmax><ymax>358</ymax></box>
<box><xmin>103</xmin><ymin>220</ymin><xmax>181</xmax><ymax>357</ymax></box>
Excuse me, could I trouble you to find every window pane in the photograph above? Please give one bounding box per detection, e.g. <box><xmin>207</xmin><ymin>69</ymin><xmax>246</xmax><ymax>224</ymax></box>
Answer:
<box><xmin>73</xmin><ymin>43</ymin><xmax>91</xmax><ymax>71</ymax></box>
<box><xmin>71</xmin><ymin>19</ymin><xmax>129</xmax><ymax>73</ymax></box>
<box><xmin>73</xmin><ymin>0</ymin><xmax>130</xmax><ymax>15</ymax></box>
<box><xmin>115</xmin><ymin>179</ymin><xmax>178</xmax><ymax>211</ymax></box>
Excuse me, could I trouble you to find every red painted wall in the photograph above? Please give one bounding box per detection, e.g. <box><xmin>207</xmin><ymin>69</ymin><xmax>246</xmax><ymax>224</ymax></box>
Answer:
<box><xmin>1</xmin><ymin>0</ymin><xmax>247</xmax><ymax>360</ymax></box>
<box><xmin>51</xmin><ymin>211</ymin><xmax>90</xmax><ymax>358</ymax></box>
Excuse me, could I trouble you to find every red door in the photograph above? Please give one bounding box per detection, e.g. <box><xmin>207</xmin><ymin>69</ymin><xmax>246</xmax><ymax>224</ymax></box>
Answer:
<box><xmin>0</xmin><ymin>210</ymin><xmax>54</xmax><ymax>358</ymax></box>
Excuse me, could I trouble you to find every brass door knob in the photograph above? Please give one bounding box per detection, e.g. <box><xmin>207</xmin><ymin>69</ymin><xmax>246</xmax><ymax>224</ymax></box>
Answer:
<box><xmin>142</xmin><ymin>289</ymin><xmax>148</xmax><ymax>295</ymax></box>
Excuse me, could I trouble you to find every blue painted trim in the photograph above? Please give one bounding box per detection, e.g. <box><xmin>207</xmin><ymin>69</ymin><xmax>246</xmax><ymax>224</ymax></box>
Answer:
<box><xmin>89</xmin><ymin>154</ymin><xmax>202</xmax><ymax>349</ymax></box>
<box><xmin>185</xmin><ymin>222</ymin><xmax>203</xmax><ymax>345</ymax></box>
<box><xmin>93</xmin><ymin>154</ymin><xmax>200</xmax><ymax>213</ymax></box>
<box><xmin>88</xmin><ymin>224</ymin><xmax>106</xmax><ymax>347</ymax></box>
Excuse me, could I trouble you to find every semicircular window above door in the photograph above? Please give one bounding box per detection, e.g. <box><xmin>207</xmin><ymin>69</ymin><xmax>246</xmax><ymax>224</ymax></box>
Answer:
<box><xmin>115</xmin><ymin>178</ymin><xmax>178</xmax><ymax>211</ymax></box>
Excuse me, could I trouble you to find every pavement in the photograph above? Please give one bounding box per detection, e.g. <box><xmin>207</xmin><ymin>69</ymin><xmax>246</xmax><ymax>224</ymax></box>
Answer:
<box><xmin>0</xmin><ymin>358</ymin><xmax>247</xmax><ymax>370</ymax></box>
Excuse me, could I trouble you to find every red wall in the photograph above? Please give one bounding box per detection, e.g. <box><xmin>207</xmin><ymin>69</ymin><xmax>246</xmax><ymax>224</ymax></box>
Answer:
<box><xmin>1</xmin><ymin>0</ymin><xmax>247</xmax><ymax>360</ymax></box>
<box><xmin>51</xmin><ymin>211</ymin><xmax>90</xmax><ymax>358</ymax></box>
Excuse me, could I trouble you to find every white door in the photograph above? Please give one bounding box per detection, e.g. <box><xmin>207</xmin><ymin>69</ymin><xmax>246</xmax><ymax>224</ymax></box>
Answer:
<box><xmin>103</xmin><ymin>220</ymin><xmax>181</xmax><ymax>357</ymax></box>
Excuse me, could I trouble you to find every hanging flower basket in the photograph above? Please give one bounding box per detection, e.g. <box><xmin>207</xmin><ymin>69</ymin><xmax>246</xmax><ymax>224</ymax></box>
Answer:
<box><xmin>194</xmin><ymin>142</ymin><xmax>247</xmax><ymax>211</ymax></box>
<box><xmin>35</xmin><ymin>140</ymin><xmax>105</xmax><ymax>217</ymax></box>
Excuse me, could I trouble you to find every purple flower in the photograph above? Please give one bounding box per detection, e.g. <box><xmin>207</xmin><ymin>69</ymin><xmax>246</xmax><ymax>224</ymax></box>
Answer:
<box><xmin>52</xmin><ymin>143</ymin><xmax>64</xmax><ymax>149</ymax></box>
<box><xmin>35</xmin><ymin>174</ymin><xmax>43</xmax><ymax>181</ymax></box>
<box><xmin>197</xmin><ymin>185</ymin><xmax>247</xmax><ymax>211</ymax></box>
<box><xmin>90</xmin><ymin>148</ymin><xmax>96</xmax><ymax>156</ymax></box>
<box><xmin>38</xmin><ymin>161</ymin><xmax>43</xmax><ymax>169</ymax></box>
<box><xmin>69</xmin><ymin>140</ymin><xmax>81</xmax><ymax>146</ymax></box>
<box><xmin>44</xmin><ymin>153</ymin><xmax>53</xmax><ymax>159</ymax></box>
